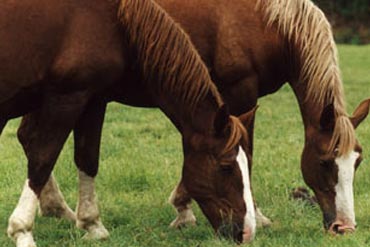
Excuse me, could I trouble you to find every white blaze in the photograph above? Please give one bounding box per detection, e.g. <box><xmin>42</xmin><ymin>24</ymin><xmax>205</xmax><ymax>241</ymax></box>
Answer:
<box><xmin>236</xmin><ymin>146</ymin><xmax>256</xmax><ymax>239</ymax></box>
<box><xmin>334</xmin><ymin>151</ymin><xmax>359</xmax><ymax>225</ymax></box>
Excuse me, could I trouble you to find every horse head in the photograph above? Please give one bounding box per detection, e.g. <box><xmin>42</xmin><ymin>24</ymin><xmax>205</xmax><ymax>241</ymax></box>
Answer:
<box><xmin>301</xmin><ymin>99</ymin><xmax>370</xmax><ymax>234</ymax></box>
<box><xmin>181</xmin><ymin>105</ymin><xmax>257</xmax><ymax>243</ymax></box>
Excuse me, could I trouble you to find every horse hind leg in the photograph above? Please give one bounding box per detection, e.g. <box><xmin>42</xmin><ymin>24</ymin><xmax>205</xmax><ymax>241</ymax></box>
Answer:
<box><xmin>38</xmin><ymin>174</ymin><xmax>76</xmax><ymax>221</ymax></box>
<box><xmin>168</xmin><ymin>180</ymin><xmax>196</xmax><ymax>228</ymax></box>
<box><xmin>73</xmin><ymin>101</ymin><xmax>109</xmax><ymax>240</ymax></box>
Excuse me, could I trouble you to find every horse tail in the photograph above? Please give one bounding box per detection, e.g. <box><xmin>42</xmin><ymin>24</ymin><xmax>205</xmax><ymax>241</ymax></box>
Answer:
<box><xmin>256</xmin><ymin>0</ymin><xmax>355</xmax><ymax>156</ymax></box>
<box><xmin>117</xmin><ymin>0</ymin><xmax>222</xmax><ymax>111</ymax></box>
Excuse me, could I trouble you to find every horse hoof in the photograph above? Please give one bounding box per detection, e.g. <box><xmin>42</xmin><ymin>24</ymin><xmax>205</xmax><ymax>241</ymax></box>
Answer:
<box><xmin>256</xmin><ymin>207</ymin><xmax>272</xmax><ymax>228</ymax></box>
<box><xmin>170</xmin><ymin>217</ymin><xmax>197</xmax><ymax>228</ymax></box>
<box><xmin>15</xmin><ymin>232</ymin><xmax>37</xmax><ymax>247</ymax></box>
<box><xmin>82</xmin><ymin>224</ymin><xmax>110</xmax><ymax>240</ymax></box>
<box><xmin>169</xmin><ymin>209</ymin><xmax>197</xmax><ymax>228</ymax></box>
<box><xmin>257</xmin><ymin>216</ymin><xmax>272</xmax><ymax>228</ymax></box>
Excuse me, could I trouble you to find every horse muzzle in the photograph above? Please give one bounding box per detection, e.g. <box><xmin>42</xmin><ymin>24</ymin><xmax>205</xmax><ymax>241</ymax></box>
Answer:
<box><xmin>328</xmin><ymin>220</ymin><xmax>356</xmax><ymax>235</ymax></box>
<box><xmin>217</xmin><ymin>222</ymin><xmax>254</xmax><ymax>244</ymax></box>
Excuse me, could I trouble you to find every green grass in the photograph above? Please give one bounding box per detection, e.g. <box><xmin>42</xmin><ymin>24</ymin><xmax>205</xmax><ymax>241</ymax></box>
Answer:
<box><xmin>0</xmin><ymin>45</ymin><xmax>370</xmax><ymax>247</ymax></box>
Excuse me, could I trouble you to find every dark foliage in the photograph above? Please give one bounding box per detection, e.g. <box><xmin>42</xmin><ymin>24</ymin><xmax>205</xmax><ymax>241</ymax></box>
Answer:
<box><xmin>313</xmin><ymin>0</ymin><xmax>369</xmax><ymax>44</ymax></box>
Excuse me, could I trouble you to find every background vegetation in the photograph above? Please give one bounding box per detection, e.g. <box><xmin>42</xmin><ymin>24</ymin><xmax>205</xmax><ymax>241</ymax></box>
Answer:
<box><xmin>313</xmin><ymin>0</ymin><xmax>369</xmax><ymax>44</ymax></box>
<box><xmin>0</xmin><ymin>45</ymin><xmax>369</xmax><ymax>246</ymax></box>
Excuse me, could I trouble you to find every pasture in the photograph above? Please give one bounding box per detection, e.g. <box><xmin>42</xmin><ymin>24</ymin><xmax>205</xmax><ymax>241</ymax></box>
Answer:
<box><xmin>0</xmin><ymin>45</ymin><xmax>369</xmax><ymax>247</ymax></box>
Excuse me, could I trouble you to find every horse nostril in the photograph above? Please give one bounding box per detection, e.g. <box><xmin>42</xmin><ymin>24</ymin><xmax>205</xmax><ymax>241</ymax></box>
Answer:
<box><xmin>332</xmin><ymin>223</ymin><xmax>341</xmax><ymax>234</ymax></box>
<box><xmin>329</xmin><ymin>221</ymin><xmax>356</xmax><ymax>235</ymax></box>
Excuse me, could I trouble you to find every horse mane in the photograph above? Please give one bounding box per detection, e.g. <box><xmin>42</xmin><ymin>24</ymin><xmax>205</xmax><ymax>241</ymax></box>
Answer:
<box><xmin>256</xmin><ymin>0</ymin><xmax>356</xmax><ymax>156</ymax></box>
<box><xmin>118</xmin><ymin>0</ymin><xmax>222</xmax><ymax>113</ymax></box>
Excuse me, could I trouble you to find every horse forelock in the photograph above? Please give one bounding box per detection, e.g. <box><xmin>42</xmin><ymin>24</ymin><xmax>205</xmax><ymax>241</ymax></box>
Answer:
<box><xmin>330</xmin><ymin>116</ymin><xmax>356</xmax><ymax>157</ymax></box>
<box><xmin>256</xmin><ymin>0</ymin><xmax>355</xmax><ymax>155</ymax></box>
<box><xmin>118</xmin><ymin>0</ymin><xmax>222</xmax><ymax>113</ymax></box>
<box><xmin>221</xmin><ymin>116</ymin><xmax>248</xmax><ymax>156</ymax></box>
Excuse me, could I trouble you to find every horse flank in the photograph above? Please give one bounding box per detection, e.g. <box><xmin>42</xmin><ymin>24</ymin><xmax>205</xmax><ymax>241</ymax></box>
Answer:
<box><xmin>256</xmin><ymin>0</ymin><xmax>356</xmax><ymax>155</ymax></box>
<box><xmin>118</xmin><ymin>0</ymin><xmax>223</xmax><ymax>113</ymax></box>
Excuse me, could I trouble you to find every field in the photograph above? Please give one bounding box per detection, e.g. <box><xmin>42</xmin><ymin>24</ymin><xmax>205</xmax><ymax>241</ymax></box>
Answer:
<box><xmin>0</xmin><ymin>45</ymin><xmax>369</xmax><ymax>247</ymax></box>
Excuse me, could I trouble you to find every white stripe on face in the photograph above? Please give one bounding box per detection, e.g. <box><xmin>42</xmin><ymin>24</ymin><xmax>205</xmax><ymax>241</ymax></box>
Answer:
<box><xmin>334</xmin><ymin>151</ymin><xmax>359</xmax><ymax>225</ymax></box>
<box><xmin>236</xmin><ymin>146</ymin><xmax>256</xmax><ymax>239</ymax></box>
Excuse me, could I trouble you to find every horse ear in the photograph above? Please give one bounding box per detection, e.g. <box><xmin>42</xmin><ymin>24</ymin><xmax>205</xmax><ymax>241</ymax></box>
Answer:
<box><xmin>320</xmin><ymin>104</ymin><xmax>335</xmax><ymax>131</ymax></box>
<box><xmin>350</xmin><ymin>98</ymin><xmax>370</xmax><ymax>129</ymax></box>
<box><xmin>214</xmin><ymin>104</ymin><xmax>230</xmax><ymax>137</ymax></box>
<box><xmin>238</xmin><ymin>106</ymin><xmax>258</xmax><ymax>131</ymax></box>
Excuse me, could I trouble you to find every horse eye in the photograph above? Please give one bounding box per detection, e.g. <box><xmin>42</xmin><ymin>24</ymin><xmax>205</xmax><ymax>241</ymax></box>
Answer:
<box><xmin>219</xmin><ymin>162</ymin><xmax>235</xmax><ymax>173</ymax></box>
<box><xmin>319</xmin><ymin>160</ymin><xmax>326</xmax><ymax>166</ymax></box>
<box><xmin>319</xmin><ymin>160</ymin><xmax>331</xmax><ymax>167</ymax></box>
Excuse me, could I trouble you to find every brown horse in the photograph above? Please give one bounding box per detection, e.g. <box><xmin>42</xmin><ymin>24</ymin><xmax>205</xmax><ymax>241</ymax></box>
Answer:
<box><xmin>6</xmin><ymin>0</ymin><xmax>370</xmax><ymax>243</ymax></box>
<box><xmin>16</xmin><ymin>0</ymin><xmax>370</xmax><ymax>236</ymax></box>
<box><xmin>154</xmin><ymin>0</ymin><xmax>370</xmax><ymax>234</ymax></box>
<box><xmin>2</xmin><ymin>0</ymin><xmax>257</xmax><ymax>246</ymax></box>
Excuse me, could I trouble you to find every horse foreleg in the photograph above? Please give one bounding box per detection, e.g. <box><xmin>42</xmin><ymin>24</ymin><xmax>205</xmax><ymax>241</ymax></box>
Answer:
<box><xmin>7</xmin><ymin>180</ymin><xmax>38</xmax><ymax>247</ymax></box>
<box><xmin>74</xmin><ymin>101</ymin><xmax>109</xmax><ymax>240</ymax></box>
<box><xmin>39</xmin><ymin>174</ymin><xmax>76</xmax><ymax>221</ymax></box>
<box><xmin>168</xmin><ymin>180</ymin><xmax>196</xmax><ymax>228</ymax></box>
<box><xmin>8</xmin><ymin>92</ymin><xmax>88</xmax><ymax>247</ymax></box>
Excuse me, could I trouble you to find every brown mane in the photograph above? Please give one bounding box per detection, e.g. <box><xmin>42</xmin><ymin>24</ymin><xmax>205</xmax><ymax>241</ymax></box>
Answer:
<box><xmin>256</xmin><ymin>0</ymin><xmax>356</xmax><ymax>155</ymax></box>
<box><xmin>118</xmin><ymin>0</ymin><xmax>223</xmax><ymax>113</ymax></box>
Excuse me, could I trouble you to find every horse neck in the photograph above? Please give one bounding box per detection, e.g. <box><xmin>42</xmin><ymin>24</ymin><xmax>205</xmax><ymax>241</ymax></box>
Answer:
<box><xmin>291</xmin><ymin>82</ymin><xmax>323</xmax><ymax>131</ymax></box>
<box><xmin>286</xmin><ymin>38</ymin><xmax>347</xmax><ymax>133</ymax></box>
<box><xmin>156</xmin><ymin>90</ymin><xmax>222</xmax><ymax>135</ymax></box>
<box><xmin>290</xmin><ymin>76</ymin><xmax>346</xmax><ymax>133</ymax></box>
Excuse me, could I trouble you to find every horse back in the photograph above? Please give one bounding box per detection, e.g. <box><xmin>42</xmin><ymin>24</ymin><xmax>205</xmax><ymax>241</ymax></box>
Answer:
<box><xmin>156</xmin><ymin>0</ymin><xmax>288</xmax><ymax>108</ymax></box>
<box><xmin>0</xmin><ymin>0</ymin><xmax>67</xmax><ymax>97</ymax></box>
<box><xmin>0</xmin><ymin>0</ymin><xmax>126</xmax><ymax>112</ymax></box>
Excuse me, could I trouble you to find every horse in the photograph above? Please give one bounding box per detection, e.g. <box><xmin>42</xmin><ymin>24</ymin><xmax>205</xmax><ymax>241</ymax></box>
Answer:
<box><xmin>7</xmin><ymin>0</ymin><xmax>370</xmax><ymax>243</ymax></box>
<box><xmin>2</xmin><ymin>0</ymin><xmax>258</xmax><ymax>246</ymax></box>
<box><xmin>153</xmin><ymin>0</ymin><xmax>370</xmax><ymax>233</ymax></box>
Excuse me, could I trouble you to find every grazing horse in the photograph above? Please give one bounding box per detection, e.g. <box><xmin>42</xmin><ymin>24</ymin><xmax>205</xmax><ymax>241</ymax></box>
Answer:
<box><xmin>2</xmin><ymin>0</ymin><xmax>257</xmax><ymax>246</ymax></box>
<box><xmin>7</xmin><ymin>0</ymin><xmax>370</xmax><ymax>243</ymax></box>
<box><xmin>154</xmin><ymin>0</ymin><xmax>370</xmax><ymax>233</ymax></box>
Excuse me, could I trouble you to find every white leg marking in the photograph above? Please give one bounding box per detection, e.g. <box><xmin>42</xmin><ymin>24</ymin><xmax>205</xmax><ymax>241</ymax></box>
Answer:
<box><xmin>169</xmin><ymin>207</ymin><xmax>197</xmax><ymax>228</ymax></box>
<box><xmin>39</xmin><ymin>174</ymin><xmax>76</xmax><ymax>221</ymax></box>
<box><xmin>76</xmin><ymin>171</ymin><xmax>109</xmax><ymax>240</ymax></box>
<box><xmin>168</xmin><ymin>185</ymin><xmax>196</xmax><ymax>228</ymax></box>
<box><xmin>335</xmin><ymin>151</ymin><xmax>359</xmax><ymax>226</ymax></box>
<box><xmin>255</xmin><ymin>207</ymin><xmax>272</xmax><ymax>228</ymax></box>
<box><xmin>236</xmin><ymin>146</ymin><xmax>256</xmax><ymax>240</ymax></box>
<box><xmin>7</xmin><ymin>180</ymin><xmax>38</xmax><ymax>247</ymax></box>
